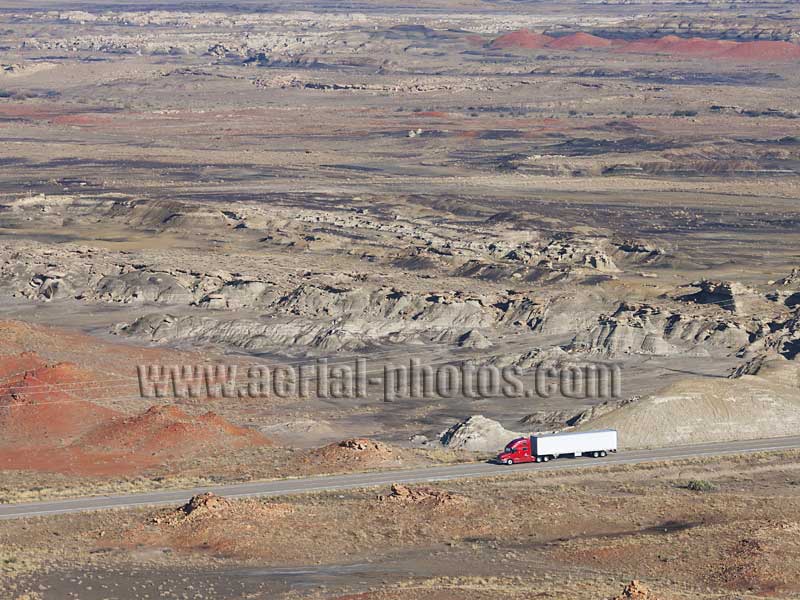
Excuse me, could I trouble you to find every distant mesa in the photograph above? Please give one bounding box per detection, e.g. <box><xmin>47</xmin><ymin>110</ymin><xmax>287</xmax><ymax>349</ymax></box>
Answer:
<box><xmin>487</xmin><ymin>29</ymin><xmax>800</xmax><ymax>61</ymax></box>
<box><xmin>620</xmin><ymin>34</ymin><xmax>730</xmax><ymax>56</ymax></box>
<box><xmin>618</xmin><ymin>36</ymin><xmax>800</xmax><ymax>61</ymax></box>
<box><xmin>546</xmin><ymin>32</ymin><xmax>615</xmax><ymax>50</ymax></box>
<box><xmin>720</xmin><ymin>40</ymin><xmax>800</xmax><ymax>61</ymax></box>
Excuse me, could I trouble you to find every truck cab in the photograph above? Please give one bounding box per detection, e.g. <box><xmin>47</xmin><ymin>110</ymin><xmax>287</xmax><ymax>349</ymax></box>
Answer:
<box><xmin>497</xmin><ymin>437</ymin><xmax>535</xmax><ymax>465</ymax></box>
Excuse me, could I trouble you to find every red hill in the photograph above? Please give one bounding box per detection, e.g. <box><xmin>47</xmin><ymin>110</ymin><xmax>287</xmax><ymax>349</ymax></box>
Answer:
<box><xmin>721</xmin><ymin>40</ymin><xmax>800</xmax><ymax>61</ymax></box>
<box><xmin>0</xmin><ymin>351</ymin><xmax>47</xmax><ymax>380</ymax></box>
<box><xmin>547</xmin><ymin>32</ymin><xmax>614</xmax><ymax>50</ymax></box>
<box><xmin>617</xmin><ymin>35</ymin><xmax>800</xmax><ymax>61</ymax></box>
<box><xmin>0</xmin><ymin>352</ymin><xmax>270</xmax><ymax>475</ymax></box>
<box><xmin>490</xmin><ymin>29</ymin><xmax>554</xmax><ymax>49</ymax></box>
<box><xmin>0</xmin><ymin>359</ymin><xmax>120</xmax><ymax>443</ymax></box>
<box><xmin>81</xmin><ymin>404</ymin><xmax>269</xmax><ymax>455</ymax></box>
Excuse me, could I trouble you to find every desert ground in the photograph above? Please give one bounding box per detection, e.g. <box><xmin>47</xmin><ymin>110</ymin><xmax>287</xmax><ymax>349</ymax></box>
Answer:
<box><xmin>4</xmin><ymin>452</ymin><xmax>800</xmax><ymax>599</ymax></box>
<box><xmin>0</xmin><ymin>0</ymin><xmax>799</xmax><ymax>596</ymax></box>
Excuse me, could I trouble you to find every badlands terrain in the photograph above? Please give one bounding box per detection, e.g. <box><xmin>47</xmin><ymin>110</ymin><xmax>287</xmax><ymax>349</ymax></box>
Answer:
<box><xmin>0</xmin><ymin>0</ymin><xmax>800</xmax><ymax>597</ymax></box>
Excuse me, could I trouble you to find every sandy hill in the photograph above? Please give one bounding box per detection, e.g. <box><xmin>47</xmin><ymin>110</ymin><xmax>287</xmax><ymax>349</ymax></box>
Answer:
<box><xmin>579</xmin><ymin>356</ymin><xmax>800</xmax><ymax>448</ymax></box>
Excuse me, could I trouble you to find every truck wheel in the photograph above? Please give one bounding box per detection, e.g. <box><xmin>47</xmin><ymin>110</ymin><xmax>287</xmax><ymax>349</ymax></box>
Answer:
<box><xmin>505</xmin><ymin>458</ymin><xmax>514</xmax><ymax>465</ymax></box>
<box><xmin>592</xmin><ymin>451</ymin><xmax>600</xmax><ymax>458</ymax></box>
<box><xmin>542</xmin><ymin>456</ymin><xmax>550</xmax><ymax>462</ymax></box>
<box><xmin>600</xmin><ymin>451</ymin><xmax>607</xmax><ymax>457</ymax></box>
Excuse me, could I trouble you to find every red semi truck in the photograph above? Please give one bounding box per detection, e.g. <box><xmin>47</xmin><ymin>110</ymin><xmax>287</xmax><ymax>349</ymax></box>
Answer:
<box><xmin>497</xmin><ymin>429</ymin><xmax>618</xmax><ymax>464</ymax></box>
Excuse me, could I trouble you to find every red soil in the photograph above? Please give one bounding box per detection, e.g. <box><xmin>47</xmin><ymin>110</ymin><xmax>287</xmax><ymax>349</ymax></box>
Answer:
<box><xmin>0</xmin><ymin>322</ymin><xmax>32</xmax><ymax>356</ymax></box>
<box><xmin>0</xmin><ymin>104</ymin><xmax>66</xmax><ymax>120</ymax></box>
<box><xmin>0</xmin><ymin>321</ymin><xmax>275</xmax><ymax>477</ymax></box>
<box><xmin>465</xmin><ymin>34</ymin><xmax>485</xmax><ymax>47</ymax></box>
<box><xmin>51</xmin><ymin>113</ymin><xmax>112</xmax><ymax>126</ymax></box>
<box><xmin>0</xmin><ymin>319</ymin><xmax>231</xmax><ymax>400</ymax></box>
<box><xmin>0</xmin><ymin>360</ymin><xmax>120</xmax><ymax>444</ymax></box>
<box><xmin>721</xmin><ymin>40</ymin><xmax>800</xmax><ymax>61</ymax></box>
<box><xmin>81</xmin><ymin>404</ymin><xmax>269</xmax><ymax>455</ymax></box>
<box><xmin>487</xmin><ymin>29</ymin><xmax>800</xmax><ymax>62</ymax></box>
<box><xmin>621</xmin><ymin>35</ymin><xmax>736</xmax><ymax>57</ymax></box>
<box><xmin>0</xmin><ymin>446</ymin><xmax>150</xmax><ymax>477</ymax></box>
<box><xmin>0</xmin><ymin>400</ymin><xmax>270</xmax><ymax>476</ymax></box>
<box><xmin>0</xmin><ymin>351</ymin><xmax>46</xmax><ymax>380</ymax></box>
<box><xmin>0</xmin><ymin>349</ymin><xmax>270</xmax><ymax>476</ymax></box>
<box><xmin>618</xmin><ymin>35</ymin><xmax>800</xmax><ymax>61</ymax></box>
<box><xmin>546</xmin><ymin>32</ymin><xmax>614</xmax><ymax>50</ymax></box>
<box><xmin>490</xmin><ymin>29</ymin><xmax>554</xmax><ymax>49</ymax></box>
<box><xmin>301</xmin><ymin>438</ymin><xmax>400</xmax><ymax>471</ymax></box>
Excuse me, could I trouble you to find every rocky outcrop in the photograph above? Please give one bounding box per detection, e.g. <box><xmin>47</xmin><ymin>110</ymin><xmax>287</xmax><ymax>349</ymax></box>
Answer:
<box><xmin>680</xmin><ymin>280</ymin><xmax>768</xmax><ymax>315</ymax></box>
<box><xmin>612</xmin><ymin>240</ymin><xmax>666</xmax><ymax>265</ymax></box>
<box><xmin>501</xmin><ymin>237</ymin><xmax>621</xmax><ymax>273</ymax></box>
<box><xmin>609</xmin><ymin>580</ymin><xmax>659</xmax><ymax>600</ymax></box>
<box><xmin>476</xmin><ymin>346</ymin><xmax>570</xmax><ymax>370</ymax></box>
<box><xmin>117</xmin><ymin>313</ymin><xmax>380</xmax><ymax>354</ymax></box>
<box><xmin>439</xmin><ymin>415</ymin><xmax>523</xmax><ymax>453</ymax></box>
<box><xmin>303</xmin><ymin>438</ymin><xmax>400</xmax><ymax>469</ymax></box>
<box><xmin>730</xmin><ymin>353</ymin><xmax>799</xmax><ymax>387</ymax></box>
<box><xmin>749</xmin><ymin>312</ymin><xmax>800</xmax><ymax>359</ymax></box>
<box><xmin>304</xmin><ymin>285</ymin><xmax>472</xmax><ymax>322</ymax></box>
<box><xmin>379</xmin><ymin>483</ymin><xmax>462</xmax><ymax>508</ymax></box>
<box><xmin>0</xmin><ymin>243</ymin><xmax>233</xmax><ymax>306</ymax></box>
<box><xmin>93</xmin><ymin>271</ymin><xmax>194</xmax><ymax>304</ymax></box>
<box><xmin>770</xmin><ymin>268</ymin><xmax>800</xmax><ymax>308</ymax></box>
<box><xmin>456</xmin><ymin>329</ymin><xmax>493</xmax><ymax>349</ymax></box>
<box><xmin>199</xmin><ymin>280</ymin><xmax>279</xmax><ymax>310</ymax></box>
<box><xmin>570</xmin><ymin>303</ymin><xmax>752</xmax><ymax>358</ymax></box>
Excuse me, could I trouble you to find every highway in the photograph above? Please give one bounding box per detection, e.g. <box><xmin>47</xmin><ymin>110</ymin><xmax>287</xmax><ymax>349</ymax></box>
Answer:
<box><xmin>1</xmin><ymin>435</ymin><xmax>798</xmax><ymax>520</ymax></box>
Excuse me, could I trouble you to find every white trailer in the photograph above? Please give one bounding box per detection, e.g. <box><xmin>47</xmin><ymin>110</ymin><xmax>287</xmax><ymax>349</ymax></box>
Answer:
<box><xmin>532</xmin><ymin>429</ymin><xmax>618</xmax><ymax>461</ymax></box>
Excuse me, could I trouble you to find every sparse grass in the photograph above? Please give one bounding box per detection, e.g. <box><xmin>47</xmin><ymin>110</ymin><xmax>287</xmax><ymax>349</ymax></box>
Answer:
<box><xmin>413</xmin><ymin>447</ymin><xmax>485</xmax><ymax>464</ymax></box>
<box><xmin>3</xmin><ymin>448</ymin><xmax>799</xmax><ymax>505</ymax></box>
<box><xmin>683</xmin><ymin>479</ymin><xmax>717</xmax><ymax>492</ymax></box>
<box><xmin>0</xmin><ymin>474</ymin><xmax>220</xmax><ymax>504</ymax></box>
<box><xmin>0</xmin><ymin>444</ymin><xmax>482</xmax><ymax>504</ymax></box>
<box><xmin>0</xmin><ymin>548</ymin><xmax>38</xmax><ymax>576</ymax></box>
<box><xmin>4</xmin><ymin>450</ymin><xmax>800</xmax><ymax>598</ymax></box>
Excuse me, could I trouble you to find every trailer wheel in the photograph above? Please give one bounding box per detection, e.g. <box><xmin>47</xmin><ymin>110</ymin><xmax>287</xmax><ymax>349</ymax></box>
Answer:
<box><xmin>505</xmin><ymin>458</ymin><xmax>514</xmax><ymax>465</ymax></box>
<box><xmin>600</xmin><ymin>451</ymin><xmax>607</xmax><ymax>457</ymax></box>
<box><xmin>592</xmin><ymin>451</ymin><xmax>600</xmax><ymax>458</ymax></box>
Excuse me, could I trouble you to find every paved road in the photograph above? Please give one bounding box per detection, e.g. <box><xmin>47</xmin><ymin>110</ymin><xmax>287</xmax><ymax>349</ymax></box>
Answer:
<box><xmin>1</xmin><ymin>435</ymin><xmax>799</xmax><ymax>520</ymax></box>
